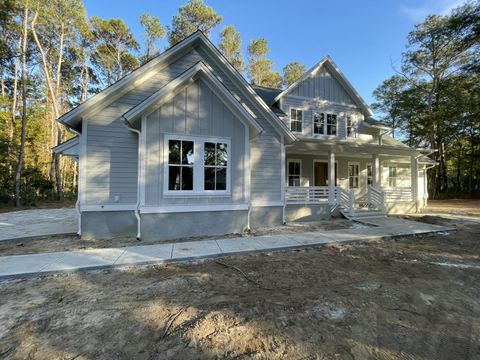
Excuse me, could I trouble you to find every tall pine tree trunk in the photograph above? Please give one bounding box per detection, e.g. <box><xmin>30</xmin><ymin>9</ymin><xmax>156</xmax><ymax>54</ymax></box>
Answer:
<box><xmin>14</xmin><ymin>3</ymin><xmax>29</xmax><ymax>208</ymax></box>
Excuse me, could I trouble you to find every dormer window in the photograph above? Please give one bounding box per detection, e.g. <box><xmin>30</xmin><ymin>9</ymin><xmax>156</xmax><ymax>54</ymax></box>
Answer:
<box><xmin>346</xmin><ymin>115</ymin><xmax>357</xmax><ymax>138</ymax></box>
<box><xmin>290</xmin><ymin>108</ymin><xmax>303</xmax><ymax>133</ymax></box>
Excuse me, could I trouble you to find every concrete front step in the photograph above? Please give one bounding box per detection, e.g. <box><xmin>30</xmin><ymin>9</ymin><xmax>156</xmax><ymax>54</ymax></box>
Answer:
<box><xmin>340</xmin><ymin>208</ymin><xmax>386</xmax><ymax>220</ymax></box>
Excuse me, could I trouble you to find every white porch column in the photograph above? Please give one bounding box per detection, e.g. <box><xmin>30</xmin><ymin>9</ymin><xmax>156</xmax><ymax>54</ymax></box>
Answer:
<box><xmin>328</xmin><ymin>151</ymin><xmax>335</xmax><ymax>205</ymax></box>
<box><xmin>372</xmin><ymin>153</ymin><xmax>380</xmax><ymax>187</ymax></box>
<box><xmin>411</xmin><ymin>155</ymin><xmax>419</xmax><ymax>211</ymax></box>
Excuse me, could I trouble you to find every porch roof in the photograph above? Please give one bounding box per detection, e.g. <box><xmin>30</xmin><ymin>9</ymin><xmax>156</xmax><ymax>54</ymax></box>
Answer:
<box><xmin>286</xmin><ymin>138</ymin><xmax>423</xmax><ymax>157</ymax></box>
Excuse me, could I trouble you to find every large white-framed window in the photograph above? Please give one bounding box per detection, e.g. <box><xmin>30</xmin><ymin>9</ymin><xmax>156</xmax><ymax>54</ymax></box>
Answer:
<box><xmin>388</xmin><ymin>165</ymin><xmax>397</xmax><ymax>187</ymax></box>
<box><xmin>289</xmin><ymin>108</ymin><xmax>303</xmax><ymax>133</ymax></box>
<box><xmin>287</xmin><ymin>159</ymin><xmax>301</xmax><ymax>187</ymax></box>
<box><xmin>313</xmin><ymin>113</ymin><xmax>324</xmax><ymax>135</ymax></box>
<box><xmin>346</xmin><ymin>115</ymin><xmax>357</xmax><ymax>138</ymax></box>
<box><xmin>164</xmin><ymin>134</ymin><xmax>231</xmax><ymax>195</ymax></box>
<box><xmin>366</xmin><ymin>163</ymin><xmax>373</xmax><ymax>187</ymax></box>
<box><xmin>348</xmin><ymin>162</ymin><xmax>360</xmax><ymax>189</ymax></box>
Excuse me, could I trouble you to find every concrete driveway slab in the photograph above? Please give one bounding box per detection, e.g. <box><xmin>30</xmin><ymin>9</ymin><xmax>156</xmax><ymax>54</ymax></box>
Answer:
<box><xmin>283</xmin><ymin>232</ymin><xmax>339</xmax><ymax>246</ymax></box>
<box><xmin>114</xmin><ymin>243</ymin><xmax>173</xmax><ymax>265</ymax></box>
<box><xmin>172</xmin><ymin>240</ymin><xmax>222</xmax><ymax>260</ymax></box>
<box><xmin>255</xmin><ymin>235</ymin><xmax>301</xmax><ymax>249</ymax></box>
<box><xmin>0</xmin><ymin>208</ymin><xmax>77</xmax><ymax>241</ymax></box>
<box><xmin>40</xmin><ymin>249</ymin><xmax>125</xmax><ymax>272</ymax></box>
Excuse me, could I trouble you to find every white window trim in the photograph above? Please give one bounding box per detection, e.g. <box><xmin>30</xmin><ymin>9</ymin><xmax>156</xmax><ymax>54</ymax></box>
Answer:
<box><xmin>289</xmin><ymin>107</ymin><xmax>304</xmax><ymax>134</ymax></box>
<box><xmin>287</xmin><ymin>158</ymin><xmax>302</xmax><ymax>187</ymax></box>
<box><xmin>388</xmin><ymin>165</ymin><xmax>398</xmax><ymax>188</ymax></box>
<box><xmin>163</xmin><ymin>134</ymin><xmax>232</xmax><ymax>196</ymax></box>
<box><xmin>311</xmin><ymin>112</ymin><xmax>338</xmax><ymax>138</ymax></box>
<box><xmin>348</xmin><ymin>161</ymin><xmax>360</xmax><ymax>189</ymax></box>
<box><xmin>346</xmin><ymin>113</ymin><xmax>357</xmax><ymax>139</ymax></box>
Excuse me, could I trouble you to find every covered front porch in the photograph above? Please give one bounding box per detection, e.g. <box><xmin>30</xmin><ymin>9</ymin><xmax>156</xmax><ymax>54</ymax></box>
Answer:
<box><xmin>283</xmin><ymin>140</ymin><xmax>429</xmax><ymax>220</ymax></box>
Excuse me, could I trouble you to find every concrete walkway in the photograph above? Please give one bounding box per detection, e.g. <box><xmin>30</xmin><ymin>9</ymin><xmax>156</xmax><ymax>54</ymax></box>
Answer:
<box><xmin>0</xmin><ymin>218</ymin><xmax>454</xmax><ymax>279</ymax></box>
<box><xmin>0</xmin><ymin>208</ymin><xmax>77</xmax><ymax>241</ymax></box>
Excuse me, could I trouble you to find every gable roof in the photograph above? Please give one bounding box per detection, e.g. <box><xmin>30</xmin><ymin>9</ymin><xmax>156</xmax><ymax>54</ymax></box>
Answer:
<box><xmin>251</xmin><ymin>85</ymin><xmax>287</xmax><ymax>116</ymax></box>
<box><xmin>123</xmin><ymin>61</ymin><xmax>263</xmax><ymax>135</ymax></box>
<box><xmin>58</xmin><ymin>31</ymin><xmax>296</xmax><ymax>143</ymax></box>
<box><xmin>272</xmin><ymin>56</ymin><xmax>374</xmax><ymax>116</ymax></box>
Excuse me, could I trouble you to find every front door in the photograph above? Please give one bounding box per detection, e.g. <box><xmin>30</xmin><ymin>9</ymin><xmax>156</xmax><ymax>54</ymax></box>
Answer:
<box><xmin>314</xmin><ymin>162</ymin><xmax>337</xmax><ymax>186</ymax></box>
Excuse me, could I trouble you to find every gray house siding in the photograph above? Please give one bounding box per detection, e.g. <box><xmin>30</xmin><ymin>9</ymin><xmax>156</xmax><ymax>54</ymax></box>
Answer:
<box><xmin>289</xmin><ymin>65</ymin><xmax>355</xmax><ymax>106</ymax></box>
<box><xmin>143</xmin><ymin>77</ymin><xmax>246</xmax><ymax>206</ymax></box>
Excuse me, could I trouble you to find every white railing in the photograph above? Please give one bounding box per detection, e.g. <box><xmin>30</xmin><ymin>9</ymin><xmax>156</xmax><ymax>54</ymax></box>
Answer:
<box><xmin>285</xmin><ymin>186</ymin><xmax>329</xmax><ymax>204</ymax></box>
<box><xmin>368</xmin><ymin>185</ymin><xmax>387</xmax><ymax>213</ymax></box>
<box><xmin>335</xmin><ymin>186</ymin><xmax>355</xmax><ymax>217</ymax></box>
<box><xmin>384</xmin><ymin>188</ymin><xmax>414</xmax><ymax>202</ymax></box>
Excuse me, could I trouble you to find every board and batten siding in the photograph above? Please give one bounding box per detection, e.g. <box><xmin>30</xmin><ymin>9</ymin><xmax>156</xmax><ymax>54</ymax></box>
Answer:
<box><xmin>289</xmin><ymin>65</ymin><xmax>355</xmax><ymax>106</ymax></box>
<box><xmin>144</xmin><ymin>78</ymin><xmax>246</xmax><ymax>206</ymax></box>
<box><xmin>280</xmin><ymin>96</ymin><xmax>363</xmax><ymax>140</ymax></box>
<box><xmin>84</xmin><ymin>45</ymin><xmax>283</xmax><ymax>206</ymax></box>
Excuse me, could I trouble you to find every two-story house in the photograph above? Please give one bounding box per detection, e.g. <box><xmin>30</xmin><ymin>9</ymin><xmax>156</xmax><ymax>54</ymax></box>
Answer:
<box><xmin>54</xmin><ymin>31</ymin><xmax>436</xmax><ymax>241</ymax></box>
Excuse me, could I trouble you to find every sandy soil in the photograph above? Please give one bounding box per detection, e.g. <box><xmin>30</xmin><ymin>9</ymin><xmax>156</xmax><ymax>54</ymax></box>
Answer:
<box><xmin>423</xmin><ymin>199</ymin><xmax>480</xmax><ymax>215</ymax></box>
<box><xmin>0</xmin><ymin>219</ymin><xmax>353</xmax><ymax>256</ymax></box>
<box><xmin>0</xmin><ymin>210</ymin><xmax>479</xmax><ymax>359</ymax></box>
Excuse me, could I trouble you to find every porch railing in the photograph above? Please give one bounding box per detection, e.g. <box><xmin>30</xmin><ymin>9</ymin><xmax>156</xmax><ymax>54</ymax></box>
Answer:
<box><xmin>285</xmin><ymin>186</ymin><xmax>329</xmax><ymax>204</ymax></box>
<box><xmin>384</xmin><ymin>188</ymin><xmax>414</xmax><ymax>202</ymax></box>
<box><xmin>368</xmin><ymin>185</ymin><xmax>387</xmax><ymax>213</ymax></box>
<box><xmin>335</xmin><ymin>186</ymin><xmax>355</xmax><ymax>217</ymax></box>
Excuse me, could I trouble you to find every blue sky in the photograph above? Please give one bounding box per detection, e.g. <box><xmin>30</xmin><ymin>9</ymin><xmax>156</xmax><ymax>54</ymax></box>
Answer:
<box><xmin>83</xmin><ymin>0</ymin><xmax>466</xmax><ymax>105</ymax></box>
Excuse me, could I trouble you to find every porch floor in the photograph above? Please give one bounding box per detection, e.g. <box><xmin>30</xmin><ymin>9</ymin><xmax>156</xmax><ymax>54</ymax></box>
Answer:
<box><xmin>0</xmin><ymin>218</ymin><xmax>454</xmax><ymax>279</ymax></box>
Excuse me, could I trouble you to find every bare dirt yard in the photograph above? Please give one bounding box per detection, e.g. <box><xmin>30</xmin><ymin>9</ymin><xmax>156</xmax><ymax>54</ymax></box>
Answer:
<box><xmin>0</xmin><ymin>205</ymin><xmax>479</xmax><ymax>359</ymax></box>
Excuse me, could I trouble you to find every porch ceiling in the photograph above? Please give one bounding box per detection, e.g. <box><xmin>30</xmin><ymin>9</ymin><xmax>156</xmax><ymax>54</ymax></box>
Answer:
<box><xmin>286</xmin><ymin>140</ymin><xmax>421</xmax><ymax>157</ymax></box>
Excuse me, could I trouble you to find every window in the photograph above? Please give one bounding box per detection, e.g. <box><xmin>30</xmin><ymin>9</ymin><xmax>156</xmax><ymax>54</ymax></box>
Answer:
<box><xmin>204</xmin><ymin>142</ymin><xmax>228</xmax><ymax>191</ymax></box>
<box><xmin>366</xmin><ymin>163</ymin><xmax>373</xmax><ymax>186</ymax></box>
<box><xmin>290</xmin><ymin>108</ymin><xmax>303</xmax><ymax>133</ymax></box>
<box><xmin>348</xmin><ymin>162</ymin><xmax>359</xmax><ymax>189</ymax></box>
<box><xmin>287</xmin><ymin>160</ymin><xmax>301</xmax><ymax>186</ymax></box>
<box><xmin>168</xmin><ymin>139</ymin><xmax>194</xmax><ymax>191</ymax></box>
<box><xmin>346</xmin><ymin>115</ymin><xmax>357</xmax><ymax>138</ymax></box>
<box><xmin>326</xmin><ymin>114</ymin><xmax>337</xmax><ymax>135</ymax></box>
<box><xmin>389</xmin><ymin>166</ymin><xmax>397</xmax><ymax>187</ymax></box>
<box><xmin>313</xmin><ymin>113</ymin><xmax>324</xmax><ymax>134</ymax></box>
<box><xmin>165</xmin><ymin>135</ymin><xmax>230</xmax><ymax>194</ymax></box>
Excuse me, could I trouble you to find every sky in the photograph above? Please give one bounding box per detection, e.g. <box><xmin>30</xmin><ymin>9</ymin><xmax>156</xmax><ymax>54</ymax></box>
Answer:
<box><xmin>83</xmin><ymin>0</ymin><xmax>467</xmax><ymax>105</ymax></box>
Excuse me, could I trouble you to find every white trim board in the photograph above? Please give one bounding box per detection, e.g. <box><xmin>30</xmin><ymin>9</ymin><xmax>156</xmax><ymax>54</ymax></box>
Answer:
<box><xmin>140</xmin><ymin>204</ymin><xmax>249</xmax><ymax>214</ymax></box>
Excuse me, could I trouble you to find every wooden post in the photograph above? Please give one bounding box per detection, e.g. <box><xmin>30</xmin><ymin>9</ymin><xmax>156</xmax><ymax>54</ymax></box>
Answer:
<box><xmin>328</xmin><ymin>151</ymin><xmax>335</xmax><ymax>205</ymax></box>
<box><xmin>411</xmin><ymin>155</ymin><xmax>419</xmax><ymax>212</ymax></box>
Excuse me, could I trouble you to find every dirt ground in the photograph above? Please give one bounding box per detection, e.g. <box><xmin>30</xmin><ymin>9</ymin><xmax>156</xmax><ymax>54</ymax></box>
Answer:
<box><xmin>0</xmin><ymin>203</ymin><xmax>479</xmax><ymax>359</ymax></box>
<box><xmin>0</xmin><ymin>219</ymin><xmax>354</xmax><ymax>257</ymax></box>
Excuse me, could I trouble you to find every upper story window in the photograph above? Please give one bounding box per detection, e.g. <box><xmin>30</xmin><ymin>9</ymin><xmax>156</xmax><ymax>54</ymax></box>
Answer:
<box><xmin>165</xmin><ymin>135</ymin><xmax>230</xmax><ymax>195</ymax></box>
<box><xmin>326</xmin><ymin>114</ymin><xmax>337</xmax><ymax>135</ymax></box>
<box><xmin>287</xmin><ymin>160</ymin><xmax>301</xmax><ymax>186</ymax></box>
<box><xmin>290</xmin><ymin>108</ymin><xmax>303</xmax><ymax>133</ymax></box>
<box><xmin>312</xmin><ymin>112</ymin><xmax>337</xmax><ymax>136</ymax></box>
<box><xmin>346</xmin><ymin>115</ymin><xmax>357</xmax><ymax>138</ymax></box>
<box><xmin>313</xmin><ymin>113</ymin><xmax>324</xmax><ymax>134</ymax></box>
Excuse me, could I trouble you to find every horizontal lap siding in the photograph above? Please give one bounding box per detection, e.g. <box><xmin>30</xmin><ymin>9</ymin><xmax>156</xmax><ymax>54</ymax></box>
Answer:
<box><xmin>85</xmin><ymin>51</ymin><xmax>204</xmax><ymax>205</ymax></box>
<box><xmin>145</xmin><ymin>78</ymin><xmax>246</xmax><ymax>205</ymax></box>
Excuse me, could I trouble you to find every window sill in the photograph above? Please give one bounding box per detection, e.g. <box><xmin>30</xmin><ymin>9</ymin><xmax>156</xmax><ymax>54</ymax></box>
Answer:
<box><xmin>163</xmin><ymin>191</ymin><xmax>232</xmax><ymax>198</ymax></box>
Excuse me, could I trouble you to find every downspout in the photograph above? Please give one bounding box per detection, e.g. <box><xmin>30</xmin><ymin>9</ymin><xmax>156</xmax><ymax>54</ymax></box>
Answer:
<box><xmin>60</xmin><ymin>121</ymin><xmax>82</xmax><ymax>236</ymax></box>
<box><xmin>122</xmin><ymin>116</ymin><xmax>141</xmax><ymax>240</ymax></box>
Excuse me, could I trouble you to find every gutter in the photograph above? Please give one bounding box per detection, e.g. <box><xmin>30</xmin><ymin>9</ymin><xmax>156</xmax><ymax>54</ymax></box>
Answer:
<box><xmin>122</xmin><ymin>116</ymin><xmax>142</xmax><ymax>240</ymax></box>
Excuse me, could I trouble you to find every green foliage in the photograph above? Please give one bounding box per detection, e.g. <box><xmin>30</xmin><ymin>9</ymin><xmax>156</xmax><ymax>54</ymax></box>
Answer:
<box><xmin>218</xmin><ymin>25</ymin><xmax>243</xmax><ymax>73</ymax></box>
<box><xmin>247</xmin><ymin>38</ymin><xmax>282</xmax><ymax>88</ymax></box>
<box><xmin>168</xmin><ymin>0</ymin><xmax>222</xmax><ymax>46</ymax></box>
<box><xmin>282</xmin><ymin>61</ymin><xmax>306</xmax><ymax>87</ymax></box>
<box><xmin>140</xmin><ymin>13</ymin><xmax>165</xmax><ymax>63</ymax></box>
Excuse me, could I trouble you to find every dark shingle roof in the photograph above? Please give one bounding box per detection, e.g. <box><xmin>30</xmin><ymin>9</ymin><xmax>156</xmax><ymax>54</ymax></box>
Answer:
<box><xmin>251</xmin><ymin>85</ymin><xmax>287</xmax><ymax>116</ymax></box>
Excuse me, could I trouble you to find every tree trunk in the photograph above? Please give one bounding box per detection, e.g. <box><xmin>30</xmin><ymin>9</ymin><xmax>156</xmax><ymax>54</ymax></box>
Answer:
<box><xmin>14</xmin><ymin>3</ymin><xmax>29</xmax><ymax>208</ymax></box>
